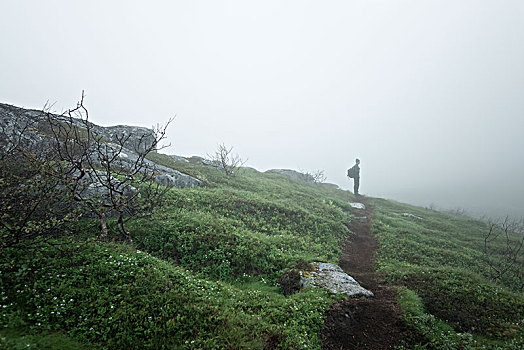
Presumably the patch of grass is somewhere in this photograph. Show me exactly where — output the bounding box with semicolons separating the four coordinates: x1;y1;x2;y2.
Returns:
0;239;336;349
370;197;524;348
2;157;361;349
396;286;476;350
391;267;524;337
0;328;91;350
128;178;350;282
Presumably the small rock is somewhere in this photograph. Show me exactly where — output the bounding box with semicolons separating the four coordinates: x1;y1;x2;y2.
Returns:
154;172;203;188
167;155;189;163
401;213;423;220
349;202;366;210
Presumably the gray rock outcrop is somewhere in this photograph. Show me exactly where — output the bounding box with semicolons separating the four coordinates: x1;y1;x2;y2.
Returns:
98;125;156;154
0;103;156;153
191;156;226;171
113;149;203;188
0;102;202;189
167;155;189;163
154;172;203;188
72;169;136;201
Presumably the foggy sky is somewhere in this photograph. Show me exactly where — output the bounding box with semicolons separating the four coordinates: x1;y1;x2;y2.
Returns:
1;1;523;218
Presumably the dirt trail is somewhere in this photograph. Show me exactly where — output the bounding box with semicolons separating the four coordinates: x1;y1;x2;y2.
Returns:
321;198;410;350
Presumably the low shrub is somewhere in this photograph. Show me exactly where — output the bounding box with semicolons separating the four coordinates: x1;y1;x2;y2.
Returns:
396;286;476;350
370;197;524;348
0;240;335;349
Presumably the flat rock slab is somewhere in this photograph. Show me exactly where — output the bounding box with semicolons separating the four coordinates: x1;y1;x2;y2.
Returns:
301;262;374;297
349;202;366;210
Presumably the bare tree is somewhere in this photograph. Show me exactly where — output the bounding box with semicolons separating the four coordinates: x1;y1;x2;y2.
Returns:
426;203;437;211
0;111;80;249
483;217;524;290
44;93;173;240
208;143;246;176
0;93;174;247
311;170;327;184
448;207;467;216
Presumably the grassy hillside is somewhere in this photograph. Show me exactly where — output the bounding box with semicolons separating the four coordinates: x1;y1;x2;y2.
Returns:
370;198;524;349
1;155;523;349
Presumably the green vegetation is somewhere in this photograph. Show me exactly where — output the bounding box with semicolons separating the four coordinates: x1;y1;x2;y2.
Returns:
133;154;353;283
370;198;524;349
1;241;335;349
1;153;522;348
1;156;354;349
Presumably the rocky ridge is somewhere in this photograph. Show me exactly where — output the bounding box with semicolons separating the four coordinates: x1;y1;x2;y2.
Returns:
0;102;202;188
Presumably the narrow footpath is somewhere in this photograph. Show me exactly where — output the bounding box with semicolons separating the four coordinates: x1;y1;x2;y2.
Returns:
321;199;410;349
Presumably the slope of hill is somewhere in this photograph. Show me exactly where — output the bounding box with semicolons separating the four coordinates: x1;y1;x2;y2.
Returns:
1;128;523;348
370;198;523;349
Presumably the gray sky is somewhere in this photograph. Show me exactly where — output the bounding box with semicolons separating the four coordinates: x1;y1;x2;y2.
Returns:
1;1;523;218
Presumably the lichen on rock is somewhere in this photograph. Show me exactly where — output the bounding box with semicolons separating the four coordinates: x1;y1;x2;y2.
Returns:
301;262;373;297
279;262;373;297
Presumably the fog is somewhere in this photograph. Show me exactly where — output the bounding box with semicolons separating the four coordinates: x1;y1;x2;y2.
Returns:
1;1;523;219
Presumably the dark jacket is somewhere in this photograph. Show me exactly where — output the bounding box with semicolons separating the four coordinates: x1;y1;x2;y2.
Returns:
350;164;360;178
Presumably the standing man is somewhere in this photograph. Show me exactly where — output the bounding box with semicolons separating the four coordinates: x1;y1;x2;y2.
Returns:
347;158;361;196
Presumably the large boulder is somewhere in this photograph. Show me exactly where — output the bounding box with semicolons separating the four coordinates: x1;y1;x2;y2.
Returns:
301;262;374;297
278;262;373;297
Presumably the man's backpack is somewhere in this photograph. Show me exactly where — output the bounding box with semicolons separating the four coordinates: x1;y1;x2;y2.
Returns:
347;167;355;178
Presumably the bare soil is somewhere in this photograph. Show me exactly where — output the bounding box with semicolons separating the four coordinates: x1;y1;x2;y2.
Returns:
321;198;412;350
